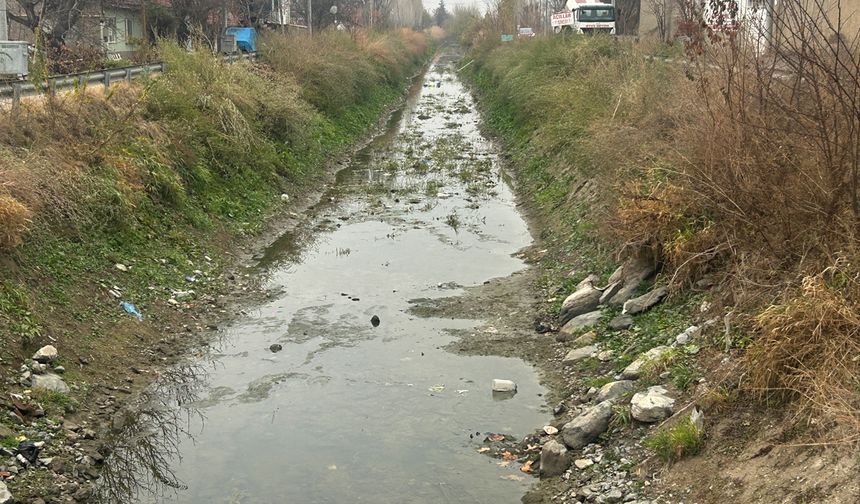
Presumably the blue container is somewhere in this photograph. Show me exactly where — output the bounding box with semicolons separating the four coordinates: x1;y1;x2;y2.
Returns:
225;27;257;53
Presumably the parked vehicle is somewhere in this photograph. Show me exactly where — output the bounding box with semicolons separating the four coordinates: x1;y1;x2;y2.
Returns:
551;0;616;35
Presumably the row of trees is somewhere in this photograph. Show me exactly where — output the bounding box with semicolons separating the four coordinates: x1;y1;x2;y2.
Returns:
7;0;441;56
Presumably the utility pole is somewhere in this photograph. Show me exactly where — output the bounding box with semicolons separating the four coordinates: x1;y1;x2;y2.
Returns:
308;0;313;35
140;0;147;48
0;0;8;41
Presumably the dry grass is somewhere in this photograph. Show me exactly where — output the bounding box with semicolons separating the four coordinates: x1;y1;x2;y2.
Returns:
469;0;860;437
259;29;426;115
0;194;32;249
747;259;860;439
0;31;426;249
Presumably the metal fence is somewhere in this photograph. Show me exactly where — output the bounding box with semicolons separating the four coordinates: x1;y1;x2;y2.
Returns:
0;52;256;108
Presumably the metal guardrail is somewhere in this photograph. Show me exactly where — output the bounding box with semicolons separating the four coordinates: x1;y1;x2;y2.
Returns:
0;51;257;108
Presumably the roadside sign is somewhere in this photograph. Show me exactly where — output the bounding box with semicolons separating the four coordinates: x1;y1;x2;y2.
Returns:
501;34;514;42
551;10;574;27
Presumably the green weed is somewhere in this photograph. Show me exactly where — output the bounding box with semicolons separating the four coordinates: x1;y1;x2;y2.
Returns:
31;389;78;416
643;417;705;463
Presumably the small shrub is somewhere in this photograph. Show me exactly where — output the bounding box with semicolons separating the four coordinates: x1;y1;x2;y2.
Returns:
643;417;704;463
609;404;633;429
669;362;697;391
31;389;78;415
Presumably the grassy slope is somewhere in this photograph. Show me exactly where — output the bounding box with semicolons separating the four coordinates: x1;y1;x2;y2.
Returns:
0;31;429;426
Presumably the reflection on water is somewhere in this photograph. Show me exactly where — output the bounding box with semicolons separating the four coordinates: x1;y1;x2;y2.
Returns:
99;51;548;504
94;365;206;503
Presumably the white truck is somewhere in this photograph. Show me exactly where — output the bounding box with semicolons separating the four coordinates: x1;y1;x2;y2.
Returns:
551;0;616;35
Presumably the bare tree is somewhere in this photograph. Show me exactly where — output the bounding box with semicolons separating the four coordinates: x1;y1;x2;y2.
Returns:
8;0;89;48
646;0;669;42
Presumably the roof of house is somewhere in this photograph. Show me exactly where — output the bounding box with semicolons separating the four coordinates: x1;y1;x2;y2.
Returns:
104;0;172;10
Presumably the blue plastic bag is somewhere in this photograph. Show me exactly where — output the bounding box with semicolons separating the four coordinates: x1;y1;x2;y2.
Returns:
121;302;143;321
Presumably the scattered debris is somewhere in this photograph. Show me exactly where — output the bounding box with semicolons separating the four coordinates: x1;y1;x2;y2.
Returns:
121;302;143;321
491;379;517;392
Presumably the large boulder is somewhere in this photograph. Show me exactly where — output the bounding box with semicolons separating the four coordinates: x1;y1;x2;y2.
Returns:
561;401;613;449
622;287;668;315
559;282;602;326
32;345;59;363
606;251;658;306
608;314;634;331
559;310;603;334
540;439;571;478
595;380;635;403
631;386;675;423
31;373;70;394
598;281;623;305
620;346;670;380
563;345;598;365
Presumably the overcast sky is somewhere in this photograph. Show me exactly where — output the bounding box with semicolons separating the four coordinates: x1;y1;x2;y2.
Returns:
421;0;489;15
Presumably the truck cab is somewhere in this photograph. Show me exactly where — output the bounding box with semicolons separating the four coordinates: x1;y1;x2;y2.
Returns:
552;0;616;35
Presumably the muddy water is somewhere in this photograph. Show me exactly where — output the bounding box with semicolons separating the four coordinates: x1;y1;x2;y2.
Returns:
128;52;547;504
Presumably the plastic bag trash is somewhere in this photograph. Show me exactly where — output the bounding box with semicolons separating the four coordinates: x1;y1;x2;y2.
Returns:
690;406;704;430
16;440;39;464
428;384;445;393
121;302;143;321
492;379;517;392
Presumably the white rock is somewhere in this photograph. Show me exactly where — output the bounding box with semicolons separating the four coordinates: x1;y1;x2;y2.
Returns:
595;380;635;403
574;458;594;469
114;263;128;272
622;287;668;315
31;373;70;394
620;346;670;380
675;325;700;345
280;193;290;202
560;310;603;333
543;425;559;435
559;284;602;325
563;345;598;364
631;386;675;423
0;481;12;504
32;345;59;363
492;379;517;392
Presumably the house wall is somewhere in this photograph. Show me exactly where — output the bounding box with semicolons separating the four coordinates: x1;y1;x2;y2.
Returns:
103;7;143;57
75;7;142;58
